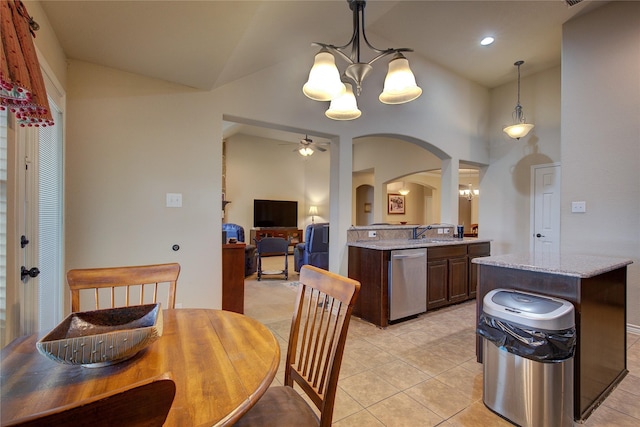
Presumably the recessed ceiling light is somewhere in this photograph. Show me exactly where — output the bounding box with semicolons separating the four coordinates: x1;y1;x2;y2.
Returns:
480;36;495;46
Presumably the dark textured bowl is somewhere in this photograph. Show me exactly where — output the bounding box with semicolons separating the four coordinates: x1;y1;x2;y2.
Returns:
36;303;162;367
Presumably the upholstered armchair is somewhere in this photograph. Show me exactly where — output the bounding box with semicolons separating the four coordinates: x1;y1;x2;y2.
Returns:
222;223;257;276
294;223;329;272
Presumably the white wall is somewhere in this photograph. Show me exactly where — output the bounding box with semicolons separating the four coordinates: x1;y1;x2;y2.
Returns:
561;1;640;326
482;66;562;255
65;61;221;310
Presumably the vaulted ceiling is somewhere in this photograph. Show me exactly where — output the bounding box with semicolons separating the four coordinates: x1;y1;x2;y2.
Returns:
40;0;605;91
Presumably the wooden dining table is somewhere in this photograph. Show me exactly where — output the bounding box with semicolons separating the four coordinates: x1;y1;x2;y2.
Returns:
0;309;281;426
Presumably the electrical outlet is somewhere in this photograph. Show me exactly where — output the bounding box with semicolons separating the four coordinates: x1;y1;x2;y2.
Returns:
368;230;377;238
571;201;586;213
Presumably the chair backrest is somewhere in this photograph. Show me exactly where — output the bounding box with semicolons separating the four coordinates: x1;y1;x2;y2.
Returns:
284;265;361;427
5;373;176;427
305;223;329;253
254;236;289;254
222;223;246;242
67;263;180;312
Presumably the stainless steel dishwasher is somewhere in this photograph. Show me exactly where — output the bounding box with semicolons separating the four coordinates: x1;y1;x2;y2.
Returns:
389;248;427;321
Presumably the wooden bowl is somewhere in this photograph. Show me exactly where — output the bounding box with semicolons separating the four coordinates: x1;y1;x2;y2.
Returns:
36;303;162;367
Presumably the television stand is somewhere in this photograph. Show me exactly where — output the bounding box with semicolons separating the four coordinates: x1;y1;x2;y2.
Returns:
250;228;303;251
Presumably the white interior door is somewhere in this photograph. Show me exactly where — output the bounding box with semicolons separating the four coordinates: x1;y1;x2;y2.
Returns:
531;164;561;256
1;58;64;345
18;123;40;336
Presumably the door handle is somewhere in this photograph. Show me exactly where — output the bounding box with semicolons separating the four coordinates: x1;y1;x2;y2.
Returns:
536;233;545;238
21;266;40;280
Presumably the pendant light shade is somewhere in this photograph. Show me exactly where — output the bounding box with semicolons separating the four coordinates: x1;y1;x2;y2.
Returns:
325;83;361;120
503;121;535;140
303;49;346;101
503;60;534;140
379;53;422;105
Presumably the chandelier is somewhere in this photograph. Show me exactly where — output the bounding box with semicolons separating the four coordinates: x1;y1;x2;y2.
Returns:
459;184;479;201
503;60;534;140
303;0;422;121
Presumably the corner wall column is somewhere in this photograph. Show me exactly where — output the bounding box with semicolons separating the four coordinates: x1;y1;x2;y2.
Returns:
330;133;355;277
441;158;459;225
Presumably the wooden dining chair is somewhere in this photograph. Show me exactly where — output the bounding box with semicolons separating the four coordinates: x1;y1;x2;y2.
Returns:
67;263;180;312
234;265;361;427
4;373;176;427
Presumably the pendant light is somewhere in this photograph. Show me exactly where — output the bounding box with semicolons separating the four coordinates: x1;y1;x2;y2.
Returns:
303;0;421;120
503;60;534;140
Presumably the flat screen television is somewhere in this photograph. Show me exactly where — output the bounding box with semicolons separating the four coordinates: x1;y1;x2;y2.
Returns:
253;199;298;228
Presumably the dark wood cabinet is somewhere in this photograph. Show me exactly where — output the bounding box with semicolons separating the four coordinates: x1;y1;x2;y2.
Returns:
222;243;245;314
449;256;469;303
349;241;490;327
250;228;303;248
348;246;390;327
426;259;448;309
426;245;468;310
468;242;491;299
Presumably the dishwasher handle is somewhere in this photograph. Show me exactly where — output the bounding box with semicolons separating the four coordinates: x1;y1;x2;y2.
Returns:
392;253;426;260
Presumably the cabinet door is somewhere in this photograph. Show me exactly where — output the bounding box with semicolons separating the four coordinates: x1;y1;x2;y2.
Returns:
427;259;448;310
468;243;490;299
448;256;469;303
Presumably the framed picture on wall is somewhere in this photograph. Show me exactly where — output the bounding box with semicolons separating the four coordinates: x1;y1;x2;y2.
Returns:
388;194;405;214
364;202;372;213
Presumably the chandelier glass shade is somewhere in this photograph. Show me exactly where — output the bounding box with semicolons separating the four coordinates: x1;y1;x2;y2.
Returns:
503;60;534;140
326;82;362;120
302;49;346;101
303;0;421;120
379;53;422;104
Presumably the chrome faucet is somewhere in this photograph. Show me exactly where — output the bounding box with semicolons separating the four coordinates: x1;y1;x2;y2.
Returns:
412;225;432;239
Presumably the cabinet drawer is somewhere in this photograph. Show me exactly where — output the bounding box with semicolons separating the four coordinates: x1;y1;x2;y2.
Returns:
468;242;490;256
428;245;466;259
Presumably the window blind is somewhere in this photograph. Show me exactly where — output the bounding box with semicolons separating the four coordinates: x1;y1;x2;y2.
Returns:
37;104;63;331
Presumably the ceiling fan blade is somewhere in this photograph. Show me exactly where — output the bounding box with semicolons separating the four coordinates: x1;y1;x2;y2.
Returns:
316;146;327;152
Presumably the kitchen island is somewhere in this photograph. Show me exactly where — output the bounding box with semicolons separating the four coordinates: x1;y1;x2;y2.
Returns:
347;233;491;328
473;253;633;422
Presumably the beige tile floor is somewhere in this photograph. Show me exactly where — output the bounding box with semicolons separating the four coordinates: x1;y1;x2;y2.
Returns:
244;257;640;426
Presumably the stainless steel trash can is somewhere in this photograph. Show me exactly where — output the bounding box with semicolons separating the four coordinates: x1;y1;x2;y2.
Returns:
478;289;576;427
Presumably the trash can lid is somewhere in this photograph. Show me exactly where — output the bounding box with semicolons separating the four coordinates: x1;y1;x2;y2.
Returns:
483;289;574;330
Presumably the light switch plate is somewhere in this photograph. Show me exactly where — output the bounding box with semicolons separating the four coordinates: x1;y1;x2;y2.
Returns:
571;201;586;213
166;193;182;208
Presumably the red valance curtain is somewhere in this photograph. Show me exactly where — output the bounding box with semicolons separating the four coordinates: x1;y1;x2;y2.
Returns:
1;0;53;127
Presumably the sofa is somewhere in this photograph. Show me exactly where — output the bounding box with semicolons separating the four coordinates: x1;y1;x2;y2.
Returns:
294;223;329;272
222;223;257;276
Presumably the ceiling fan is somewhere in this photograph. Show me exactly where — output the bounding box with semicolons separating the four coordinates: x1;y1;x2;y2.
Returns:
287;135;328;156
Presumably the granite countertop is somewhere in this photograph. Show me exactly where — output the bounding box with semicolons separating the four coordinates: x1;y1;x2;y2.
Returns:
473;253;633;278
347;237;491;250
